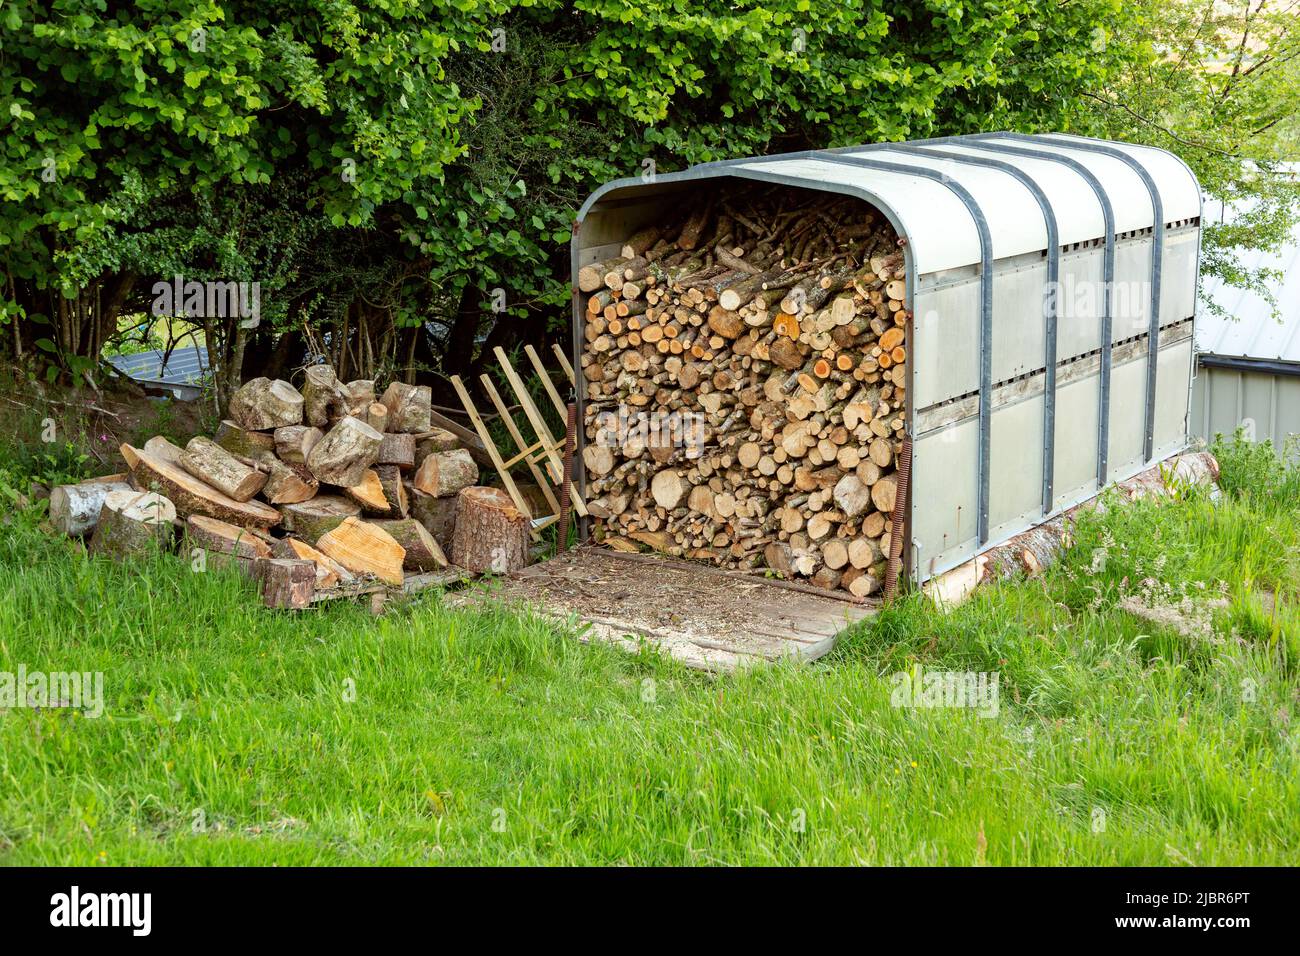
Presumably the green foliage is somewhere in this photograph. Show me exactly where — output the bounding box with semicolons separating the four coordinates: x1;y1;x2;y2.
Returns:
1082;0;1300;313
1;0;1143;377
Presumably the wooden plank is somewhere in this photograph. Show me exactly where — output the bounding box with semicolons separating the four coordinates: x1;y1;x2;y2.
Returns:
311;567;466;604
494;346;588;517
449;375;536;525
480;373;561;516
552;343;575;385
524;343;570;421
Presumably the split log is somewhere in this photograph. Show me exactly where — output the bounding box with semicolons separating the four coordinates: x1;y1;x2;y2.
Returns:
413;428;460;465
185;514;271;559
274;425;324;464
122;442;282;528
49;475;133;536
257;558;316;610
413;448;478;498
344;380;376;407
408;487;458;549
380;382;432;433
374;465;408;517
363;401;389;433
260;457;319;505
215;420;276;459
345;468;393;515
378;432;417;470
89;489;176;558
316;516;406;585
370;518;448;572
180;436;269;502
278;495;361;542
306;416;383;487
451;486;529;574
285;538;354;589
228;378;304;430
302;365;344;427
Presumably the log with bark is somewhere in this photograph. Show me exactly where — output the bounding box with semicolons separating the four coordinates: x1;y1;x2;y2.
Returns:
49;475;134;536
179;436;269;502
380;382;432;433
413;448;478;498
370;518;448;571
122;442;282;528
228;377;304;430
277;495;361;542
305;415;383;487
258;558;316;609
408;487;458;549
89;489;177;558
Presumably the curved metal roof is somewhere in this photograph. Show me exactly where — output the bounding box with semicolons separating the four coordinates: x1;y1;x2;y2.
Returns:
576;132;1201;276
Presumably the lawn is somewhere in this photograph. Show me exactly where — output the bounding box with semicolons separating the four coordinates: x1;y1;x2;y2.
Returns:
0;434;1297;865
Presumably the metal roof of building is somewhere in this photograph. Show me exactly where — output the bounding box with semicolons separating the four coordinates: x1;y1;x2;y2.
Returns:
1197;173;1300;366
577;132;1202;276
107;346;209;387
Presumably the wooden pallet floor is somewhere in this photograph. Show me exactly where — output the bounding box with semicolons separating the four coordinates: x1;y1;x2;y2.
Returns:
452;547;876;671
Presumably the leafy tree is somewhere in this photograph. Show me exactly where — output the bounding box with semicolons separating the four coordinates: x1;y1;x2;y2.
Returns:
1081;0;1300;314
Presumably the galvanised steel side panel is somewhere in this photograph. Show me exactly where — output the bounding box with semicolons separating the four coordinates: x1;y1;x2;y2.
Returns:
1052;370;1103;513
912;256;1053;409
1161;227;1200;327
1111;236;1155;342
1056;245;1107;362
912;332;1193;581
1156;339;1197;456
1107;351;1150;479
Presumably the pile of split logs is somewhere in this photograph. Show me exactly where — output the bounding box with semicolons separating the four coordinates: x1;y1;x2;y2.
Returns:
579;187;908;598
48;368;531;607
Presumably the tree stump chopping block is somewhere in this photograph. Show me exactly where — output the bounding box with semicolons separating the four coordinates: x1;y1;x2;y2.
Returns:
451;486;530;574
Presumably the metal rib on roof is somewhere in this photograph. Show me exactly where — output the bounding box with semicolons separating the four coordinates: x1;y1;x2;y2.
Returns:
576;132;1201;276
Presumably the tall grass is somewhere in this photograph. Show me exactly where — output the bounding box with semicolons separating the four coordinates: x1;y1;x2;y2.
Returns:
0;439;1296;865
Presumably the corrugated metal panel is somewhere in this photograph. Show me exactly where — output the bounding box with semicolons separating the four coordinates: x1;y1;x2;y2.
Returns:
1197;178;1300;365
107;346;209;386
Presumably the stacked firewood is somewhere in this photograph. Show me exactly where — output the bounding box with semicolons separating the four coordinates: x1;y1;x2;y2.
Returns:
579;187;908;598
47;368;530;604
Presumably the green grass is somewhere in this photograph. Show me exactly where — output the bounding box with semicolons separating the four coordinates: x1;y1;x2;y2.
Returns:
0;433;1297;865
